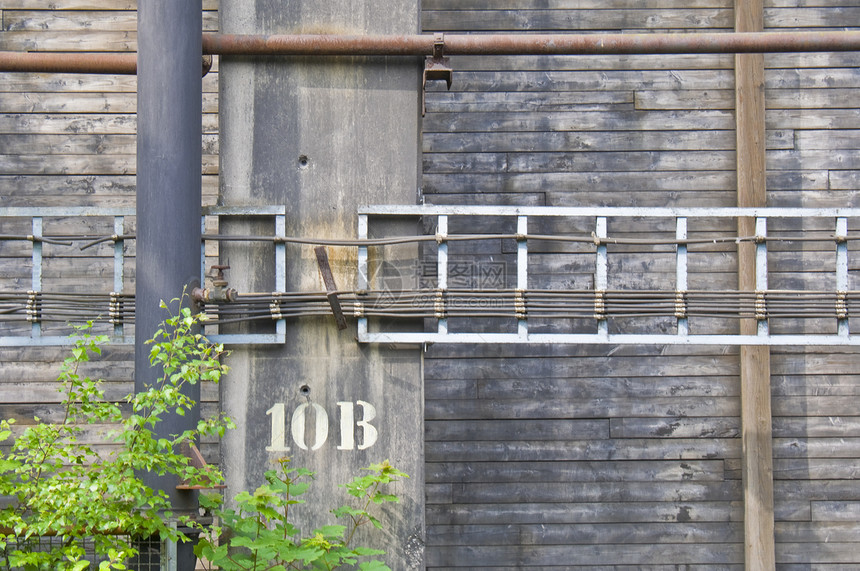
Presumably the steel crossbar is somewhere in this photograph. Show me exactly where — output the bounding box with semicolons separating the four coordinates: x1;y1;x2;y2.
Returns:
0;206;286;346
356;205;860;346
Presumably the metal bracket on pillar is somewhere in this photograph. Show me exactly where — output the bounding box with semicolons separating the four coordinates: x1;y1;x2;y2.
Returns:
314;246;348;330
422;33;452;116
175;442;226;490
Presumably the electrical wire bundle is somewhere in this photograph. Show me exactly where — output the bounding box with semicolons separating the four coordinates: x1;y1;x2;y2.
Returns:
2;289;856;327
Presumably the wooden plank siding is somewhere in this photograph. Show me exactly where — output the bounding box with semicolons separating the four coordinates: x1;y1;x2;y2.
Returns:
1;1;860;570
0;1;221;476
421;0;860;569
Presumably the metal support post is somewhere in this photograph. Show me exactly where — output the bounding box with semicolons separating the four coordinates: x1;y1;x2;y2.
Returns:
113;216;125;339
30;217;42;338
755;217;768;337
836;217;849;337
136;0;202;566
437;215;449;335
516;215;528;338
595;216;608;339
676;217;688;337
357;214;369;340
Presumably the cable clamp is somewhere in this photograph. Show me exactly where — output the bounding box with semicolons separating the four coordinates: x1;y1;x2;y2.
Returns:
755;291;767;321
836;290;848;320
591;231;601;246
754;234;766;244
109;292;123;324
354;301;365;318
515;289;527;319
26;291;39;323
435;232;447;245
434;289;447;319
269;294;283;321
674;290;687;319
593;290;606;321
835;234;848;244
515;233;527;242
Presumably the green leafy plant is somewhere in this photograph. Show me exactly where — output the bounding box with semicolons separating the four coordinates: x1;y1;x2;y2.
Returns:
195;459;408;571
0;299;233;570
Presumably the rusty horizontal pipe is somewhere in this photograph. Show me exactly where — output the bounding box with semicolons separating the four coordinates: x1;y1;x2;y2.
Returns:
0;51;138;74
0;51;213;76
3;31;860;75
203;30;860;57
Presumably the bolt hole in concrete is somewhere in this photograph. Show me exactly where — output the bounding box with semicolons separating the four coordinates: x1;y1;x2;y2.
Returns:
299;384;311;396
298;155;310;169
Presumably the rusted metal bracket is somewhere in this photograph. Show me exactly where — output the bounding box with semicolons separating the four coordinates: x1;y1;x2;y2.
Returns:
314;246;348;330
175;442;226;490
422;33;453;116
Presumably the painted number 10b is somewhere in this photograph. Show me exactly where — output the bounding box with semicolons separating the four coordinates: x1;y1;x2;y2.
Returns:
265;401;378;452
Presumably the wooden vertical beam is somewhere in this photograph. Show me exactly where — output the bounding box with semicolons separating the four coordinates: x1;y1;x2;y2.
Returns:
735;1;775;569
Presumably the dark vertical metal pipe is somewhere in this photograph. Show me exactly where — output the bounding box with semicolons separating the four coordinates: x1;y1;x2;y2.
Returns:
136;0;202;566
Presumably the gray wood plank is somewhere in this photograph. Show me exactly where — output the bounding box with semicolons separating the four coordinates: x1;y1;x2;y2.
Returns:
0;113;219;134
422;0;732;10
424;109;736;132
2;10;218;31
425;501;744;525
422;9;732;32
0;31;139;52
0;93;218;114
773;417;860;437
610;417;740;439
424;130;793;153
764;7;860;28
424;171;737;193
0;153;219;175
0;72;217;93
443;53;735;72
426;419;610;441
2;0;218;9
0;133;219;155
427;521;742;546
426;354;741;380
727;458;860;480
427;459;727;483
426;70;736;93
424;543;743;567
424;438;742;462
478;376;739;400
776;542;860;565
810;501;860;522
450;480;740;503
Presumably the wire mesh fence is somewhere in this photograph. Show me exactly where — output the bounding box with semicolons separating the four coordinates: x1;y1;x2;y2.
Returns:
0;535;163;571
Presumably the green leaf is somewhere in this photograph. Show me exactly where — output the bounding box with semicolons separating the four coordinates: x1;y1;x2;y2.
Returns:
358;560;391;571
353;546;386;558
314;524;347;539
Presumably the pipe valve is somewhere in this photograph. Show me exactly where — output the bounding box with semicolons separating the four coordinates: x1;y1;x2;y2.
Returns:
192;264;238;303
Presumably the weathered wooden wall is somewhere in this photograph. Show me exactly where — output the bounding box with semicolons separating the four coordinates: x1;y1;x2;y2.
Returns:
421;0;860;568
2;0;860;569
0;1;220;463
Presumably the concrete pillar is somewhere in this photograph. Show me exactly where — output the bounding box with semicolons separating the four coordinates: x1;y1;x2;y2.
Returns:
218;2;424;569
